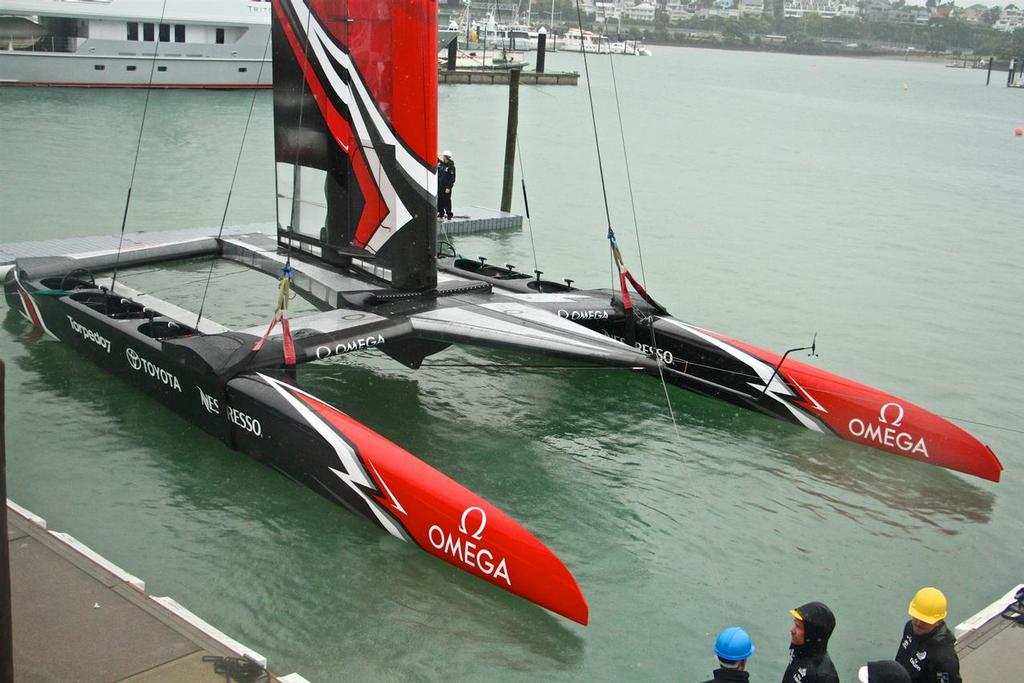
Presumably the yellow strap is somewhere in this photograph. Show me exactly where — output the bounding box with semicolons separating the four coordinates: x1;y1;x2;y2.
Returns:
275;276;290;314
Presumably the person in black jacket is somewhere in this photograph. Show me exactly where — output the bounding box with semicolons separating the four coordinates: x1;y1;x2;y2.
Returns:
700;626;755;683
436;150;456;220
894;587;961;683
782;601;839;683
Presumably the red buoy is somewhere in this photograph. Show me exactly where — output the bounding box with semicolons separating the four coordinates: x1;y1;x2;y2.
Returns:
1016;127;1023;136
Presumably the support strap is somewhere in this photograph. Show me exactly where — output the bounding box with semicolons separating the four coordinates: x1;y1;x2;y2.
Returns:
252;270;296;367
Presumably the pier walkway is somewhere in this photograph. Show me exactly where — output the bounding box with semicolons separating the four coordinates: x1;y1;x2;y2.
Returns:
8;500;308;682
954;583;1024;679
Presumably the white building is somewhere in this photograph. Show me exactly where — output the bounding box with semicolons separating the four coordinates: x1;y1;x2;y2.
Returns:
624;2;656;22
994;4;1024;31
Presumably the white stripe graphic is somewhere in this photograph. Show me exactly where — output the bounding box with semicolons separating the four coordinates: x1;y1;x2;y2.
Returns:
14;270;60;341
285;0;432;253
257;373;411;542
659;318;824;432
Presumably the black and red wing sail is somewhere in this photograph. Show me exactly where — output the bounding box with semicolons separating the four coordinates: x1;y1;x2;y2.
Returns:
272;0;437;290
256;372;589;625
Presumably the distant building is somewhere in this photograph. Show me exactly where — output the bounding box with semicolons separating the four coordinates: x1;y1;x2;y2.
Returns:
959;4;989;24
891;6;929;24
665;2;694;22
739;0;765;16
994;4;1024;31
859;0;893;22
624;2;657;22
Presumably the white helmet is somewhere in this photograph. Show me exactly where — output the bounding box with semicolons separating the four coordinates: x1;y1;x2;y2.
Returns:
442;150;452;158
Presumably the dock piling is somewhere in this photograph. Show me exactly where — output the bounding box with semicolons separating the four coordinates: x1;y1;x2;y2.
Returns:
537;30;547;74
0;362;10;683
446;37;457;72
500;69;521;213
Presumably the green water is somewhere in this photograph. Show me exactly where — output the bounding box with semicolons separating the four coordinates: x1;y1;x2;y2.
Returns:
1;47;1022;681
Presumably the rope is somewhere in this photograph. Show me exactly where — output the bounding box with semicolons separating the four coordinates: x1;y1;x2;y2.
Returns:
573;1;614;234
109;0;170;295
607;52;649;289
515;136;540;274
194;27;273;331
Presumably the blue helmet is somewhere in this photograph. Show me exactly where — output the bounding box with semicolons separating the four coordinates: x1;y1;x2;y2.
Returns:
714;626;755;662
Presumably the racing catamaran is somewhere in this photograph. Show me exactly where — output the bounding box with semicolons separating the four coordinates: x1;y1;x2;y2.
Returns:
4;0;1002;626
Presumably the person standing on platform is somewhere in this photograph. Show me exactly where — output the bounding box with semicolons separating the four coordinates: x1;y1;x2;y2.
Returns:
782;601;839;683
700;626;756;682
436;150;456;220
894;587;961;683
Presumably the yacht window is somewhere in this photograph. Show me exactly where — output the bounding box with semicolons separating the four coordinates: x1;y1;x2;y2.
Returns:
216;28;225;44
143;23;154;41
159;24;170;42
94;65;105;71
127;23;139;41
238;67;248;73
174;25;185;43
157;66;167;72
126;65;137;71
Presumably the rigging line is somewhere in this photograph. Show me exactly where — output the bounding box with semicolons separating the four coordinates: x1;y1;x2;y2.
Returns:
109;0;171;296
937;417;1024;436
194;28;274;331
284;3;318;269
514;136;540;273
574;0;614;234
607;52;648;288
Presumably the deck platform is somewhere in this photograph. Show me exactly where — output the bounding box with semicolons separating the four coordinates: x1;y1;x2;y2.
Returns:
954;583;1024;679
7;500;308;683
0;209;521;274
439;69;579;85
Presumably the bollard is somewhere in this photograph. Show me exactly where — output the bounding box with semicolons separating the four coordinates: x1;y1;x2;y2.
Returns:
536;30;547;73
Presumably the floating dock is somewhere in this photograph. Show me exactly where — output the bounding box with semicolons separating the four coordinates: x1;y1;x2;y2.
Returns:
0;208;521;275
7;500;308;682
954;584;1024;679
439;69;578;85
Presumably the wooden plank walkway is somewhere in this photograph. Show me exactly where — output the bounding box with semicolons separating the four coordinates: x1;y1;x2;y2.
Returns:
954;584;1024;680
7;500;309;683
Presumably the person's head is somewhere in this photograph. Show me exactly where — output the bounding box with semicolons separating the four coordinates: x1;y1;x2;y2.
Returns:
858;660;912;683
789;602;836;651
442;150;452;162
713;626;754;671
908;587;947;636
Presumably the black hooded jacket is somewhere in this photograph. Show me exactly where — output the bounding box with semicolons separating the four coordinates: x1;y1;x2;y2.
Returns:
782;602;839;683
894;620;961;683
699;667;750;683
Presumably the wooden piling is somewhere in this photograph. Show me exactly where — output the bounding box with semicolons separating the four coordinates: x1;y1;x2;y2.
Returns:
500;69;521;213
0;362;11;683
537;31;547;74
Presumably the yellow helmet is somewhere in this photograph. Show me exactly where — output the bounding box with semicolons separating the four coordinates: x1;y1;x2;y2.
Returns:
909;587;947;624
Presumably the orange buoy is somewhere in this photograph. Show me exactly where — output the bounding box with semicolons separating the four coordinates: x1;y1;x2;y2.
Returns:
1016;127;1024;137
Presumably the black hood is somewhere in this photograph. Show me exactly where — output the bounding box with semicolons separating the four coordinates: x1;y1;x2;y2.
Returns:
866;659;911;683
792;601;836;653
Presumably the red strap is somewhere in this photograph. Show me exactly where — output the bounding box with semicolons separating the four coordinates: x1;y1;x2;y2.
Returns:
618;271;633;310
281;317;296;366
252;317;278;352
